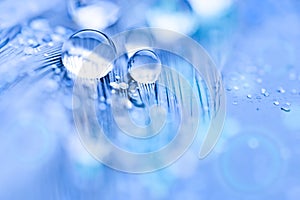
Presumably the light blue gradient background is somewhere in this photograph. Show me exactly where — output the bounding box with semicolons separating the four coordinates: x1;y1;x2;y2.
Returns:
0;0;299;199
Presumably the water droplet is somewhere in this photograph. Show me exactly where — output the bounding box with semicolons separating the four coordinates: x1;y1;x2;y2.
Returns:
261;88;270;97
277;87;285;94
61;29;116;79
247;94;252;99
264;92;270;97
68;0;120;30
128;49;161;84
233;86;239;90
232;101;238;105
273;101;280;106
281;103;291;112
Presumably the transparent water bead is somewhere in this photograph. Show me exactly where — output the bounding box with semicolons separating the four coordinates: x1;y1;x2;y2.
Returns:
68;0;120;30
128;49;162;84
61;29;117;79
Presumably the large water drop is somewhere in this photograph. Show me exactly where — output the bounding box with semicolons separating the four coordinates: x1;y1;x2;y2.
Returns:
61;29;116;79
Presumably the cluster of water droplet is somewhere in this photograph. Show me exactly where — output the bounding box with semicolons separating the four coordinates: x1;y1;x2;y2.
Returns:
225;65;299;113
61;29;163;111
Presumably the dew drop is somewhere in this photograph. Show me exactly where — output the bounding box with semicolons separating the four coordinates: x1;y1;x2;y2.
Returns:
277;87;286;94
233;86;239;90
273;101;280;106
128;49;162;84
61;29;116;79
281;103;291;112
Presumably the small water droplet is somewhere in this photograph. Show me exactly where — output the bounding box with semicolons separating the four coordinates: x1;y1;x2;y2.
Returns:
232;101;238;105
273;101;280;106
247;94;252;99
128;49;161;84
281;103;291;112
277;87;286;94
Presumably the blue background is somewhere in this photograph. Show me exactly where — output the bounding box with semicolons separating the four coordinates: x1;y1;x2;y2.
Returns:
0;0;299;199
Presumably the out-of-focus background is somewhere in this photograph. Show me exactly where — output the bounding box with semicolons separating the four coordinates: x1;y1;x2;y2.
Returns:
0;0;300;199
